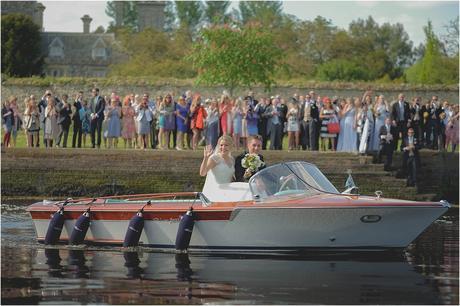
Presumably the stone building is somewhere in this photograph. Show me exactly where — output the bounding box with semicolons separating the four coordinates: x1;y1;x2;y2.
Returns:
40;14;121;77
1;1;166;77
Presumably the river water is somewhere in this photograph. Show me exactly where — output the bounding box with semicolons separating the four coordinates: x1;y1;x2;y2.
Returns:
1;202;458;305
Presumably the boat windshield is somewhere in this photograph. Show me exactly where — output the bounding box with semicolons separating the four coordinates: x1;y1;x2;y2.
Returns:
248;162;339;200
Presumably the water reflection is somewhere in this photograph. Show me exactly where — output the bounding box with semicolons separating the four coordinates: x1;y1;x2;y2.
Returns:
2;246;450;305
68;250;90;279
124;251;144;279
175;253;193;281
45;248;63;278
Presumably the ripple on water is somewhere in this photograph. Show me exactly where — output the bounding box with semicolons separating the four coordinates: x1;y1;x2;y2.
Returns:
1;203;38;247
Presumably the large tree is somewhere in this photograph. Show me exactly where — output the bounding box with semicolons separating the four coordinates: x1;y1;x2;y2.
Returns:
347;16;413;79
109;28;195;78
166;0;204;38
1;13;43;77
405;21;458;84
238;1;283;27
204;0;231;25
105;1;138;32
188;24;284;95
298;16;338;65
441;17;459;56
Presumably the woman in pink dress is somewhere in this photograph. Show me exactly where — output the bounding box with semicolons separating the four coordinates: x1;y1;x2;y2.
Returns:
121;95;136;149
445;104;459;152
219;95;232;136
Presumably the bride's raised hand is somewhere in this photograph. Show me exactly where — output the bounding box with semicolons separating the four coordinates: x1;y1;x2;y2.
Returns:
204;145;213;159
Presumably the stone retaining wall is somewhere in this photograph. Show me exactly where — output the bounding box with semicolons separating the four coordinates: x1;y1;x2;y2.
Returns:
1;149;458;204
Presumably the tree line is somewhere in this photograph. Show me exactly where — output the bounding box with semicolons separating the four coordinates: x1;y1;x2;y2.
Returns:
107;0;458;91
2;0;458;91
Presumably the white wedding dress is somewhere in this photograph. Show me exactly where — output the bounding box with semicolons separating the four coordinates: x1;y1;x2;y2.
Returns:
202;154;252;202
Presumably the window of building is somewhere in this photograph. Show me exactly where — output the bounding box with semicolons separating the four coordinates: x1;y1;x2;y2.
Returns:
92;38;107;60
49;37;64;59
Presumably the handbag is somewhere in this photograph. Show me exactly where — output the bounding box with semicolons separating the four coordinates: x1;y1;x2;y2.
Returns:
327;122;340;134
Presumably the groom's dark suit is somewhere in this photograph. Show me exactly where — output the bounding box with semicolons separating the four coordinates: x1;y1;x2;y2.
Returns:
90;95;105;148
234;151;266;182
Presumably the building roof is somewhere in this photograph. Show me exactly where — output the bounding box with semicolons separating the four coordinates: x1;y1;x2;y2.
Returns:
40;32;118;65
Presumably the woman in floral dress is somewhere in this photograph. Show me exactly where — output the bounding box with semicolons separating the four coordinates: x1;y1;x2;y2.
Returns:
121;95;136;148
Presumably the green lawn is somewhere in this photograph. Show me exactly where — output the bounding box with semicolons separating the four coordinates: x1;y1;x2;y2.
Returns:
6;129;459;152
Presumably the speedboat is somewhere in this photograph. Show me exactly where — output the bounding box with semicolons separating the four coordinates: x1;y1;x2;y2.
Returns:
26;161;450;252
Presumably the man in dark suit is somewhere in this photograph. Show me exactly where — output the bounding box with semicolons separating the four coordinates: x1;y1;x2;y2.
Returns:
72;91;83;148
90;88;105;148
391;93;410;151
37;91;49;147
409;97;423;143
56;94;72;148
309;91;320;150
264;97;283;150
401;128;421;187
255;98;268;150
423;96;442;150
234;135;266;182
378;117;397;171
278;96;288;150
438;101;449;151
299;93;320;150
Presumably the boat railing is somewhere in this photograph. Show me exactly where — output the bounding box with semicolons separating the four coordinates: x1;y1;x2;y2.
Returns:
49;192;202;207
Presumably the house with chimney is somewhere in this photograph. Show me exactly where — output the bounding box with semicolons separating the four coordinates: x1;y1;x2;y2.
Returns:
40;14;120;78
1;1;165;77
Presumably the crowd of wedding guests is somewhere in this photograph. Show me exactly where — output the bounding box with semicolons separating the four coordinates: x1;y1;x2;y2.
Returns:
2;88;459;156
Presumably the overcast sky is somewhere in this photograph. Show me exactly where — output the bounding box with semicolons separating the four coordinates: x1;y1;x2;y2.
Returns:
41;0;459;46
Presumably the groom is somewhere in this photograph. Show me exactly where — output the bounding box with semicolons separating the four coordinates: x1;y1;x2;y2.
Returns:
235;135;266;182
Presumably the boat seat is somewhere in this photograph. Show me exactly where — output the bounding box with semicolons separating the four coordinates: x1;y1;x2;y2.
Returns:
202;182;253;203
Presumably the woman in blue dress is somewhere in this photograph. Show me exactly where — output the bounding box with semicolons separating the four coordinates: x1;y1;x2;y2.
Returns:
175;96;190;150
245;99;259;137
2;101;14;147
370;95;389;151
232;98;243;151
106;98;121;149
137;96;153;149
79;100;91;148
205;99;220;150
158;94;175;149
337;98;358;153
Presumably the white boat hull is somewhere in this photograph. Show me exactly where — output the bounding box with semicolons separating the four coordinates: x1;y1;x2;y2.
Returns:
31;206;447;250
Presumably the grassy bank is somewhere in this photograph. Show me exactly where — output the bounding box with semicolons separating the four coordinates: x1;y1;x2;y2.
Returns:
6;130;460;153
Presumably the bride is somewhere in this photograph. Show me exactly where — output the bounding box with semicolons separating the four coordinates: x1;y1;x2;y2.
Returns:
200;135;235;198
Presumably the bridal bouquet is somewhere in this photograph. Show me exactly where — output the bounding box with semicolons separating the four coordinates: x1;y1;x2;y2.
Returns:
241;153;265;179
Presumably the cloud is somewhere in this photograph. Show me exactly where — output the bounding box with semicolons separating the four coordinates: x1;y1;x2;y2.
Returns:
354;1;380;8
401;1;442;9
376;13;414;25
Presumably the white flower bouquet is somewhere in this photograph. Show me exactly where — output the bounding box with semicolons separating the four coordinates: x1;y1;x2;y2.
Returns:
241;153;265;179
